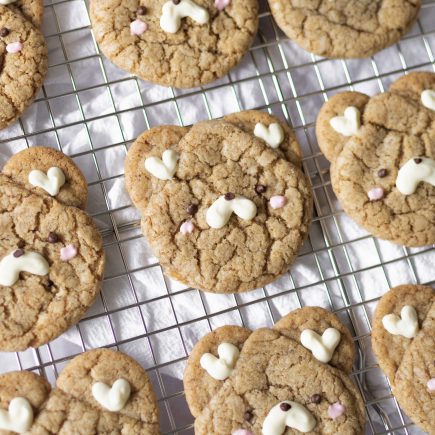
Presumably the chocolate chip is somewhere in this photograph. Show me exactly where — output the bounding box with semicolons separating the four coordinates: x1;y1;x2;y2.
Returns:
186;204;198;215
255;184;266;194
0;28;9;37
243;411;253;421
414;158;423;164
46;280;54;288
48;232;59;243
17;240;25;249
13;249;24;258
137;6;146;15
377;168;387;178
280;403;291;411
172;0;181;4
224;192;235;201
311;394;322;404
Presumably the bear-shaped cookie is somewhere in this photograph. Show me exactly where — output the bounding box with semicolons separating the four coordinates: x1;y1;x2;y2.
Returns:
0;348;159;434
316;71;435;247
0;146;105;352
184;307;365;434
372;284;434;433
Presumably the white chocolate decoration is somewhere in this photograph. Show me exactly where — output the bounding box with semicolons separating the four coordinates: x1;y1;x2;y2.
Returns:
382;305;419;339
144;150;179;180
254;123;284;149
262;401;316;434
28;167;66;196
421;89;435;111
92;379;131;412
396;157;435;195
160;0;209;34
0;397;34;434
200;342;240;380
329;106;361;136
0;251;49;287
206;195;257;229
300;328;341;363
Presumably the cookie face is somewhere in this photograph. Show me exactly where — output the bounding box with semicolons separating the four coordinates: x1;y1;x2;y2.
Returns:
316;72;435;247
90;0;258;88
268;0;421;59
6;0;44;28
0;148;105;352
126;116;312;293
0;349;160;434
0;5;47;130
372;284;435;433
184;307;365;434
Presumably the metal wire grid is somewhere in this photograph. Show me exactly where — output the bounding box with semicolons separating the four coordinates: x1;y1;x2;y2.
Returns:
0;0;434;433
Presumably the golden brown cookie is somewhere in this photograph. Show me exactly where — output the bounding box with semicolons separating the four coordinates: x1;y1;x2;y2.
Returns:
372;284;435;434
316;72;435;247
125;117;313;293
0;349;160;434
0;147;105;352
7;0;44;28
268;0;421;58
90;0;259;88
184;307;365;434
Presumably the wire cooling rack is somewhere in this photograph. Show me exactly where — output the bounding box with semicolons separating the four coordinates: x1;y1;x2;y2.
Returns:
0;0;434;434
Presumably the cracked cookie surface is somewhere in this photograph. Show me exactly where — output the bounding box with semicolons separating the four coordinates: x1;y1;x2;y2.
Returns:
184;308;365;434
0;148;104;352
90;0;258;88
137;120;312;293
372;285;435;433
317;72;435;247
8;0;44;28
0;349;160;434
268;0;421;58
0;5;47;130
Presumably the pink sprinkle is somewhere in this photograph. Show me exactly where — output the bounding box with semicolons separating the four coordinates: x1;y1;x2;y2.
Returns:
232;430;253;435
6;42;23;53
367;187;384;201
60;245;77;261
130;19;147;35
427;378;435;391
328;402;345;419
180;220;195;234
215;0;230;11
270;195;287;209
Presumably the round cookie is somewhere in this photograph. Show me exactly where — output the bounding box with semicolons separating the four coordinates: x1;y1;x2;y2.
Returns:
318;72;435;247
141;121;313;293
90;0;259;88
372;285;434;433
0;5;47;130
0;148;105;352
7;0;44;28
3;146;88;209
187;308;365;434
268;0;421;59
184;325;252;417
223;110;302;168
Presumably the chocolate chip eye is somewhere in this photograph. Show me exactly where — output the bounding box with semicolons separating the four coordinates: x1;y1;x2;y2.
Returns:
244;411;253;421
172;0;181;4
377;168;387;178
255;184;266;194
310;394;322;404
17;240;25;249
186;204;198;215
224;192;235;201
0;28;9;37
137;6;146;15
48;232;59;243
13;249;24;258
280;403;291;411
414;157;423;164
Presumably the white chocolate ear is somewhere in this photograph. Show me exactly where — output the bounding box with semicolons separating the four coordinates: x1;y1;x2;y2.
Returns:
262;401;316;434
0;397;34;434
200;342;240;380
206;195;257;229
421;89;435;111
160;0;209;33
396;157;435;195
300;328;341;363
254;123;284;149
0;250;49;287
382;305;419;339
28;167;66;196
329;106;361;136
92;379;131;412
144;149;179;180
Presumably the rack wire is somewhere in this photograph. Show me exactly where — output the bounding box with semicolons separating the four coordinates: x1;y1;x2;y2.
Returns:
0;0;434;433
